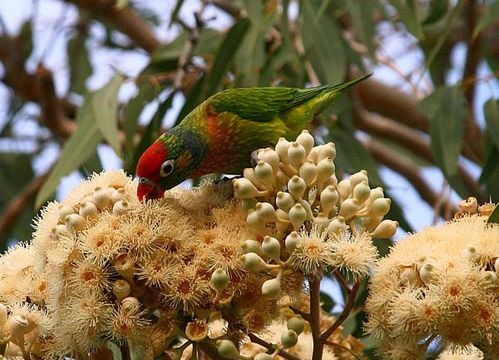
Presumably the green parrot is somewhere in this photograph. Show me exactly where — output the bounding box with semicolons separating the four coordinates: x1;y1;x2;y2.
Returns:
136;74;370;200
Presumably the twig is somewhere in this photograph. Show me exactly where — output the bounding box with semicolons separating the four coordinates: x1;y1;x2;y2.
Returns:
323;340;362;360
247;333;300;360
173;9;205;90
65;0;160;53
361;138;458;220
0;172;49;241
289;306;310;322
207;0;243;18
333;270;351;296
120;342;131;360
320;281;360;342
309;271;324;360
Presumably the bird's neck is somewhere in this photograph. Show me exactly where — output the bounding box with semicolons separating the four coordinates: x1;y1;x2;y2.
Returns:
171;126;208;173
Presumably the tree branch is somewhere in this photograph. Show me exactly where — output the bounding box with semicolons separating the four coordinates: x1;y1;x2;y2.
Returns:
0;172;49;241
247;333;300;360
64;0;160;53
309;272;324;360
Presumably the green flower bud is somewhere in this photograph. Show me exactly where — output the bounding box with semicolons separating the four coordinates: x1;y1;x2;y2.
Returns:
121;297;140;313
211;268;230;291
53;224;71;238
112;200;130;216
338;199;360;220
320;185;338;214
113;279;131;301
371;220;398;238
288;142;306;167
296;130;314;155
233;178;260;199
275;137;290;162
280;329;298;348
262;236;281;261
92;186;112;210
216;340;239;359
276;191;295;211
59;205;75;222
111;187;125;203
262;277;281;298
352;180;370;205
327;217;347;235
288;203;307;230
285;231;301;252
65;213;86;232
363;216;383;232
241;198;257;210
8;314;30;339
419;263;434;285
307;146;320;163
337;179;351;202
242;253;268;272
316;158;335;184
246;209;261;227
349;170;368;190
79;201;98;218
462;246;477;261
365;187;384;207
481;271;498;288
241;240;261;254
314;213;330;230
287;316;305;335
256;202;277;222
255;160;274;184
288;176;306;200
368;198;391;217
254;353;273;360
318;142;336;162
276;209;289;221
299;160;317;186
330;174;338;186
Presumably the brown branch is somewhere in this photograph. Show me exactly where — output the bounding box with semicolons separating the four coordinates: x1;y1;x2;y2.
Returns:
355;77;484;165
289;306;310;322
0;172;49;241
207;0;243;18
362;138;458;219
309;272;324;360
320;281;360;342
64;0;160;53
247;333;300;360
333;270;351;296
353;108;486;202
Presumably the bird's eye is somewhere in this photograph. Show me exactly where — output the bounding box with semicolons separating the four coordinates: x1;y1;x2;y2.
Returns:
160;159;175;177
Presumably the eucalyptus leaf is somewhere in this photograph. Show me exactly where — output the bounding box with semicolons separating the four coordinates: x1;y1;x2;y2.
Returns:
472;1;499;39
67;33;92;95
345;0;376;58
487;203;499;225
484;99;499;149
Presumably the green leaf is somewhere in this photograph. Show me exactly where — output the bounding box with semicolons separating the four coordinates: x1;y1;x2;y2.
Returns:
345;0;376;58
419;85;466;178
320;291;335;313
473;1;499;39
19;20;33;60
480;141;499;200
301;0;346;85
175;74;206;126
388;0;423;38
487;204;499;225
170;0;186;26
205;17;251;97
67;33;92;95
35;76;124;208
422;0;449;25
92;75;124;157
484;99;499;149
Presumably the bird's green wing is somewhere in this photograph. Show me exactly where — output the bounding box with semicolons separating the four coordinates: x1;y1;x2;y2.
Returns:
208;86;332;122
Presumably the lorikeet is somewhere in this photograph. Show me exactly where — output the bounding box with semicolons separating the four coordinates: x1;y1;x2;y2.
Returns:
136;74;370;200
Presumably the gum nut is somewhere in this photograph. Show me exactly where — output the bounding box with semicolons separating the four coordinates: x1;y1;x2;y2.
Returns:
288;176;306;200
79;201;98;218
320;185;339;214
216;340;239;359
288;203;307;230
281;329;298;348
296;130;314;155
462;246;477;261
275;137;290;162
316;158;335;183
299;160;317;185
111;188;126;203
314;213;330;229
368;198;391;217
211;269;230;291
255;160;274;183
64;213;86;232
365;187;384;207
353;180;370;205
241;253;267;272
260;148;280;169
241;239;261;254
276;191;295;211
318;142;336;162
276;209;289;221
112;200;130;216
285;231;301;252
371;220;398;239
337;179;351;201
349;170;368;190
92;186;112;210
419;263;434;284
482;271;498;287
233;178;260;199
262;277;281;298
58;205;75;222
288;142;306;166
307;146;320;163
287;317;305;334
246;209;261;227
256;202;277;222
327;217;347;235
338;198;360;220
121;297;140;312
8;314;31;338
262;236;281;260
113;279;131;300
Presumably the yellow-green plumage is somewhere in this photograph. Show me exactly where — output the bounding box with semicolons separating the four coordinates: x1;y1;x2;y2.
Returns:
137;75;370;194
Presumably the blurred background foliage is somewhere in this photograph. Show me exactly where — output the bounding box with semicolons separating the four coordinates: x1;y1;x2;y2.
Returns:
0;0;498;356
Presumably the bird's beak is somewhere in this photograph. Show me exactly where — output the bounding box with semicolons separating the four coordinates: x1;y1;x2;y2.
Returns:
137;179;165;201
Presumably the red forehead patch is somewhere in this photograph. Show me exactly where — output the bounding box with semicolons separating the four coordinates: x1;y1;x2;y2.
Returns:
136;141;168;181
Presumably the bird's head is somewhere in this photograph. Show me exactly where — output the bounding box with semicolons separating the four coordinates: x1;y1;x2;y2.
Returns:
136;132;194;200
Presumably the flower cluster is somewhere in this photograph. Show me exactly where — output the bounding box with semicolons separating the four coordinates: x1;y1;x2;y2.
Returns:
233;130;397;291
365;211;499;359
